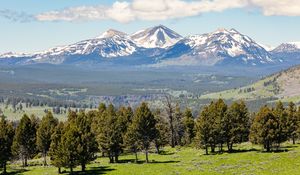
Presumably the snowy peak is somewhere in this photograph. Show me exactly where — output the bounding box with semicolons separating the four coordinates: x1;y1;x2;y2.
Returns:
272;42;300;53
161;28;273;66
98;29;128;38
131;25;182;48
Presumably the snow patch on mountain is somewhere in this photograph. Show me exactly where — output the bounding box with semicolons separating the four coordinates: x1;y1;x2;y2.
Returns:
131;25;182;48
159;28;273;66
272;42;300;53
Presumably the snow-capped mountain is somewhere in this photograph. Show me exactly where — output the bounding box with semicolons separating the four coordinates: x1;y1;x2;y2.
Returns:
31;29;141;64
0;26;298;67
156;28;274;66
1;29;142;64
270;42;300;64
131;25;182;48
272;42;300;53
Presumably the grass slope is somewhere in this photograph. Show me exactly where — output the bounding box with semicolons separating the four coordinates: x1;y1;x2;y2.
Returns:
0;103;68;121
200;65;300;104
4;142;300;175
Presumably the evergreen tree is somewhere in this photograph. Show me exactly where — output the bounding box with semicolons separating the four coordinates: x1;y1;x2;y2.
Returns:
182;108;195;145
130;102;158;163
286;102;298;144
173;104;184;146
49;122;65;174
12;114;37;167
224;101;249;152
74;112;98;171
124;124;140;163
117;106;133;135
36;112;58;166
60;123;81;174
153;109;169;154
0;117;15;174
216;99;228;152
195;105;211;155
164;96;176;147
96;104;123;163
273;101;288;148
250;106;279;152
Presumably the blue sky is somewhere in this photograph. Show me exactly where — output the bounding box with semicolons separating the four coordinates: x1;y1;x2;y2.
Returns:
1;0;300;53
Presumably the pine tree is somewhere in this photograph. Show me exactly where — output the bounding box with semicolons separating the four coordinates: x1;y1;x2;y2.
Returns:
36;112;58;166
60;122;81;174
124;124;140;163
74;112;98;171
0;116;15;174
286;102;298;144
195;105;211;155
130;102;158;163
182;108;195;145
117;106;133;135
49;122;65;174
12;114;37;167
224;101;249;152
174;104;184;146
164;96;176;147
273;101;288;148
250;106;279;152
96;104;123;163
216;99;228;152
153;109;169;154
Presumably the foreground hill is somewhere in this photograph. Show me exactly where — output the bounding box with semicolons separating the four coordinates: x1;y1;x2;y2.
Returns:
6;143;300;175
201;64;300;103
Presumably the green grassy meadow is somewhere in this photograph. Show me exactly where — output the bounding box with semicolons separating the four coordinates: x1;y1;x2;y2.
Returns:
4;142;300;175
0;103;68;121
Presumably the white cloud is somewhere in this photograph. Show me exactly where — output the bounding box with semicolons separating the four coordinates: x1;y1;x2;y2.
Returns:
34;0;300;23
249;0;300;16
105;1;135;23
36;6;107;22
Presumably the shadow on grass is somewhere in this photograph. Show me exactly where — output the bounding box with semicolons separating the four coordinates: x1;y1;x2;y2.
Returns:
114;159;180;164
68;166;115;175
159;151;175;155
203;148;261;155
226;148;260;153
281;145;298;149
2;169;29;175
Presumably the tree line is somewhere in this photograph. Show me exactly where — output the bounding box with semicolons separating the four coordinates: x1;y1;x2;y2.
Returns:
1;99;300;174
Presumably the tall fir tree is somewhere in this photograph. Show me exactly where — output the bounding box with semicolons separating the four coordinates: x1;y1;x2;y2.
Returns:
182;108;195;145
195;105;212;155
49;122;65;174
224;101;249;152
250;106;279;152
0;116;15;174
12;114;37;167
130;102;158;163
286;102;298;144
74;112;98;171
60;122;81;174
153;109;170;154
96;104;123;163
273;101;288;147
36;112;58;166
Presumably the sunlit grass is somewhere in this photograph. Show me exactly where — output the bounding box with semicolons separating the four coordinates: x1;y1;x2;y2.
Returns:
4;142;300;175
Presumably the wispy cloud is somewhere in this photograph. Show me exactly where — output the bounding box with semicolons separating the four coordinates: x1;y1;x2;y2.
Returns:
0;9;35;22
36;6;107;22
249;0;300;16
1;0;300;23
35;0;249;23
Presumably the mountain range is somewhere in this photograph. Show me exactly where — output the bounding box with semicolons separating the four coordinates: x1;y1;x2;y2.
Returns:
1;25;300;67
